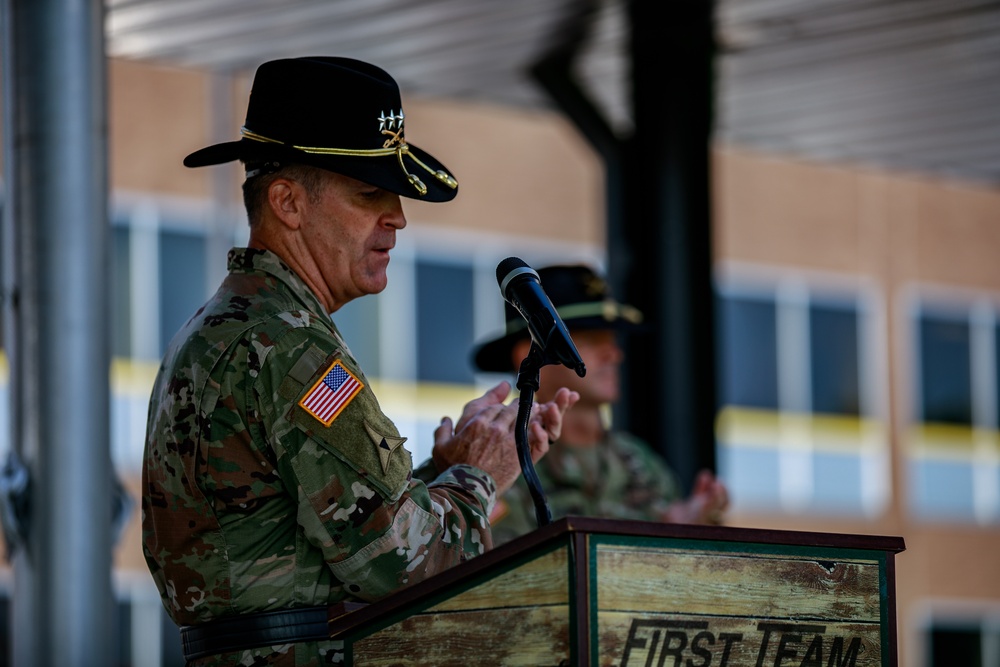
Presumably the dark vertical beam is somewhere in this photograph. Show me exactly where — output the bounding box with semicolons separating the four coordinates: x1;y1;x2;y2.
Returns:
1;0;114;664
529;3;628;329
529;0;618;165
615;0;718;490
530;0;717;492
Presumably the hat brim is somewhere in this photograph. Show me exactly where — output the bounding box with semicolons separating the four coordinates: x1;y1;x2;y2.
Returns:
471;315;647;374
183;138;458;203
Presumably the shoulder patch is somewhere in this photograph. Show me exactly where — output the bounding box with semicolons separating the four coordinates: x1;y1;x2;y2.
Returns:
298;359;363;426
363;421;408;474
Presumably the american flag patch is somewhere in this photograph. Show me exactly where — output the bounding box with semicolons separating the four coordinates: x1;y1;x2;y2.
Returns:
298;360;363;426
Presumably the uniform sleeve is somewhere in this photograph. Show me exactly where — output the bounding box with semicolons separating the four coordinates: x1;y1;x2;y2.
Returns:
255;325;497;602
611;431;683;519
487;475;539;546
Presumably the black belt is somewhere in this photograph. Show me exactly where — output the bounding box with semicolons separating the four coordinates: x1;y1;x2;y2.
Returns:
180;606;329;661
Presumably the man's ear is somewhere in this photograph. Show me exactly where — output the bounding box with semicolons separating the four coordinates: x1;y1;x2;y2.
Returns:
267;178;307;230
510;337;532;369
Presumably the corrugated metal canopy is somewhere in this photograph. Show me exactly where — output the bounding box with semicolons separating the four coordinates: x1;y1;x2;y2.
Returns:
716;0;1000;186
105;0;1000;187
105;0;629;120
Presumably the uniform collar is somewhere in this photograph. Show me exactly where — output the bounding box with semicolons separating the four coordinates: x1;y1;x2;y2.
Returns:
227;247;330;316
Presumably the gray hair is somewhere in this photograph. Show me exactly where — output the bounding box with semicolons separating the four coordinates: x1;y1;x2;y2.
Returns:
242;163;326;226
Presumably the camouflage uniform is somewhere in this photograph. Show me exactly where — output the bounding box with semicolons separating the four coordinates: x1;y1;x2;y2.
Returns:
142;247;496;666
489;431;681;545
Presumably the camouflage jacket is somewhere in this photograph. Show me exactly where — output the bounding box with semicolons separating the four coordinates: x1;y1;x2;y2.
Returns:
141;247;496;666
489;431;681;545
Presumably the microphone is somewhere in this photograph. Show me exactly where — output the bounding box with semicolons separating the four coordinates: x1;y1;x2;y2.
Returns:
496;257;586;377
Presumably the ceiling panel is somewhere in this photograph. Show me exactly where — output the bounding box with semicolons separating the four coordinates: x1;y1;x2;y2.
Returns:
104;0;1000;187
716;0;1000;185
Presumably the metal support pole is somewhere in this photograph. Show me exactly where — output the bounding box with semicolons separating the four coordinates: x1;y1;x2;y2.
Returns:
620;0;718;489
1;0;113;664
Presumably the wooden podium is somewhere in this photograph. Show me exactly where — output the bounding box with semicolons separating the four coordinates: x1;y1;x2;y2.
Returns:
328;517;905;666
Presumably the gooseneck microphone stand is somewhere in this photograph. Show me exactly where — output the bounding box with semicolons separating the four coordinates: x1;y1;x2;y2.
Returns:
514;342;554;528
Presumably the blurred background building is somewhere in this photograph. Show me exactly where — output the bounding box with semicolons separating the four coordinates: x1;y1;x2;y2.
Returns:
2;0;1000;665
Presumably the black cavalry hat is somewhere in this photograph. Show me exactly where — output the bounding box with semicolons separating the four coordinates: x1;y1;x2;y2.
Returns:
471;264;645;373
183;56;459;202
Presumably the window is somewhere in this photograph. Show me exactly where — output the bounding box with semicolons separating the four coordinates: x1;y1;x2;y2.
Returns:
158;228;206;356
910;296;1000;524
924;614;1000;667
116;599;132;667
109;202;223;361
0;589;8;667
718;296;778;410
416;259;475;385
811;304;861;416
114;577;187;667
919;314;972;425
0;194;4;354
160;611;185;667
715;271;886;517
931;627;982;666
111;224;133;359
335;293;383;378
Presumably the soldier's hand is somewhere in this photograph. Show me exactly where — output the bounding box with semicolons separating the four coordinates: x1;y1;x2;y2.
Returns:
526;387;577;459
431;382;577;493
660;469;730;525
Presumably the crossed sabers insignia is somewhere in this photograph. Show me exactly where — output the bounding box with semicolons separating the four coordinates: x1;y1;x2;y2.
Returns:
378;110;405;148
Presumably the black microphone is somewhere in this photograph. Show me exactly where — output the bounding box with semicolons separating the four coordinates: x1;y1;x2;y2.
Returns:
496;257;586;377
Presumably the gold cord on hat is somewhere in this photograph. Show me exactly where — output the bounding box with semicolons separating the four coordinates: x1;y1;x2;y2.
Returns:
501;300;643;333
240;127;458;196
555;301;644;324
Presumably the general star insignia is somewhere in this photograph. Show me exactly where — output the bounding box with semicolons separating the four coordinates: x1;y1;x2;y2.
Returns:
363;421;407;474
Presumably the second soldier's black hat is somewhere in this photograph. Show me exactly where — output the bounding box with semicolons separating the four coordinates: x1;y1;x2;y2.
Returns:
471;264;645;373
183;56;459;202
